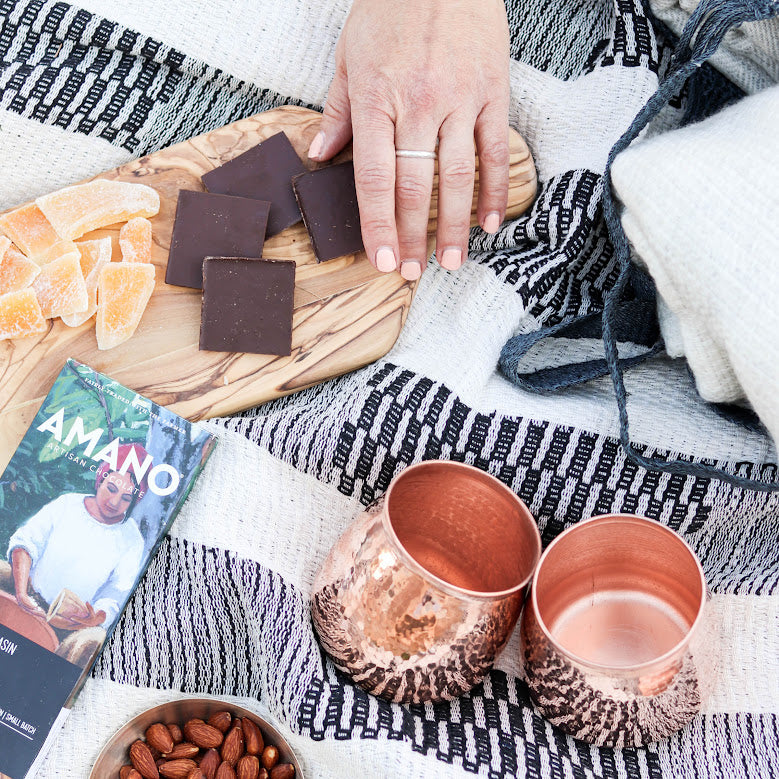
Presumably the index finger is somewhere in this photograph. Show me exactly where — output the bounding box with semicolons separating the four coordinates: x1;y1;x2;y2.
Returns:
351;104;399;273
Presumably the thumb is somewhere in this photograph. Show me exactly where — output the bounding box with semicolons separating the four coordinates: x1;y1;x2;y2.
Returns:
309;61;352;161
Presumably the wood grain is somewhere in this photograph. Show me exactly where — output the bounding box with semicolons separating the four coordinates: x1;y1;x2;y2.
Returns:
0;106;537;470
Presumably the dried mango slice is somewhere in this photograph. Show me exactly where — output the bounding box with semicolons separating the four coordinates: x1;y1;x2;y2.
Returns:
0;288;48;339
61;237;112;327
0;236;41;295
0;203;58;258
33;251;89;319
36;179;160;241
0;203;79;264
119;217;152;263
96;262;155;350
45;241;81;265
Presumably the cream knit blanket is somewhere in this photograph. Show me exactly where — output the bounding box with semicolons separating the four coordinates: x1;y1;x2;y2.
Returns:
1;1;778;778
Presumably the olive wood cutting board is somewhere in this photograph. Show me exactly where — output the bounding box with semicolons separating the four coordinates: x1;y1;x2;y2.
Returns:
0;106;537;469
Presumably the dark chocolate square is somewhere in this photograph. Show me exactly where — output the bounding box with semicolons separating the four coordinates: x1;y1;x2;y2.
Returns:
199;257;295;355
165;190;270;289
201;132;306;237
292;161;364;263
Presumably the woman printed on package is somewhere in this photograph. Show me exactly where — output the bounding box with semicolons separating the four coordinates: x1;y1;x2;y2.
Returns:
3;442;148;667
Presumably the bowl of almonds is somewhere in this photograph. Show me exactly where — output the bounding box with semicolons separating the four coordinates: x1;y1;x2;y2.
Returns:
89;698;303;779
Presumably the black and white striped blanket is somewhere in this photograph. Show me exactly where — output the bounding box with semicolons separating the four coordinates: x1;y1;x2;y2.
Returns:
1;1;778;777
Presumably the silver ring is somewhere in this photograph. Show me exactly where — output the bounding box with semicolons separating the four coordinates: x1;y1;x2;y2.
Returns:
395;149;437;159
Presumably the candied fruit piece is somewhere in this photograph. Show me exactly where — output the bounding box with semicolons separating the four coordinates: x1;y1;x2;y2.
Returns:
119;216;152;263
0;288;47;340
0;203;58;258
75;237;113;278
36;179;160;241
33;251;88;319
0;236;40;295
61;237;112;327
96;262;155;350
0;202;79;264
45;241;81;265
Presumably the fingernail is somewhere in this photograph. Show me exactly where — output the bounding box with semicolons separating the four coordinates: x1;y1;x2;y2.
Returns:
375;246;397;273
440;247;462;271
308;131;325;160
400;260;421;280
483;211;502;234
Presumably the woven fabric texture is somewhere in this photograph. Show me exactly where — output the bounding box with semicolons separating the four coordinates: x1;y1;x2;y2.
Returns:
0;0;778;777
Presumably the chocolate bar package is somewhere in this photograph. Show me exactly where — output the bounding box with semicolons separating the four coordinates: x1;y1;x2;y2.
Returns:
0;359;217;779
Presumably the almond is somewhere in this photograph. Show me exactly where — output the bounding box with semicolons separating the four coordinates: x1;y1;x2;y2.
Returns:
242;719;264;756
260;746;278;771
159;759;198;778
185;719;224;749
188;771;205;779
199;748;221;779
168;723;184;744
215;763;236;779
221;726;244;767
164;743;200;760
147;723;175;754
130;740;160;779
257;770;269;779
128;772;144;779
236;756;259;779
269;767;294;779
208;711;233;733
120;767;134;779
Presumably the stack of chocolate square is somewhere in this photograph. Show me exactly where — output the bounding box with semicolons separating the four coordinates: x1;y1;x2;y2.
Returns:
165;131;364;356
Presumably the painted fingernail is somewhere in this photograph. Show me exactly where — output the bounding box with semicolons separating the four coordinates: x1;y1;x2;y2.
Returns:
440;247;462;271
400;260;422;280
375;246;397;273
307;131;325;160
483;211;502;234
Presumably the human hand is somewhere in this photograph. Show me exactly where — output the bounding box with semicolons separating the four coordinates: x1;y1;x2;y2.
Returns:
309;0;511;280
51;590;106;629
16;592;46;619
66;602;106;629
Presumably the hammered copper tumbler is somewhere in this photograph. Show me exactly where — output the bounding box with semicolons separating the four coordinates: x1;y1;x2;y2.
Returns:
311;460;541;704
520;514;714;747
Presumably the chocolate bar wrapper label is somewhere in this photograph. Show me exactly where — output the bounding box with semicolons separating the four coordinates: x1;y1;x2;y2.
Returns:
0;359;217;779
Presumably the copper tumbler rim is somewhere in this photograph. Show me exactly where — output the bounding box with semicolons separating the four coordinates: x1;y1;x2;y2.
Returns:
530;513;707;674
381;459;541;601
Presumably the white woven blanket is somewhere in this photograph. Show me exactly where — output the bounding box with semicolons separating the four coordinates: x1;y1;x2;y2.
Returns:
612;83;779;443
1;1;778;777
